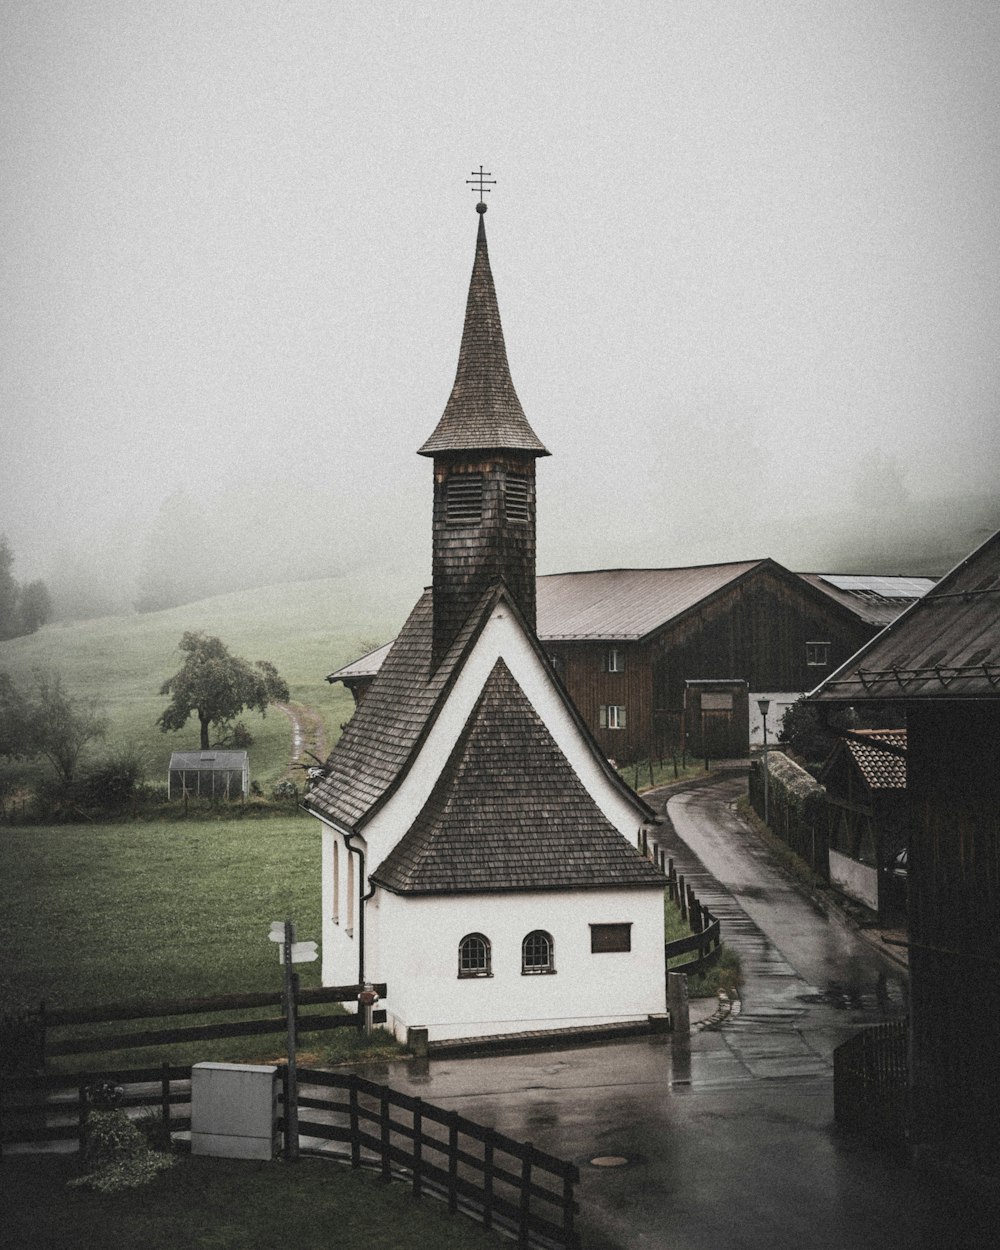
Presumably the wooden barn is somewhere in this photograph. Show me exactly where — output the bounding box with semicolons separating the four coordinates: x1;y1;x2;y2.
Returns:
332;565;932;763
811;528;1000;1174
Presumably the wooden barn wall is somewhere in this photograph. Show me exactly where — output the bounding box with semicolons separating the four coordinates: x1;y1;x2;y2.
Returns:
906;702;1000;1169
651;569;874;720
546;641;653;762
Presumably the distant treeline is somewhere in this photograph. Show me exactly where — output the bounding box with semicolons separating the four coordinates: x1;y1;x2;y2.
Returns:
0;536;52;640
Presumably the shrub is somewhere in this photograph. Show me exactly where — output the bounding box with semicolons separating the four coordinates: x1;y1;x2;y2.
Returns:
82;744;149;809
271;779;299;801
69;1105;176;1194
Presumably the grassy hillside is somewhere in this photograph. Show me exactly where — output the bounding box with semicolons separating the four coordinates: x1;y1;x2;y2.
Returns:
0;570;421;793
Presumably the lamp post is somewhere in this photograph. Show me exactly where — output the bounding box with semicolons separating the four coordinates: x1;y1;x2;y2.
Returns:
757;699;770;828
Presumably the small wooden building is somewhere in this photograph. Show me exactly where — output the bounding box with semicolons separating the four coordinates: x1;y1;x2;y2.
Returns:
817;729;907;916
810;529;1000;1174
168;750;249;800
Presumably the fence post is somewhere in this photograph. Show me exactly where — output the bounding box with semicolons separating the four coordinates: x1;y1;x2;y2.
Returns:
161;1062;171;1141
483;1132;494;1228
380;1086;391;1183
412;1099;423;1198
668;972;690;1036
518;1146;533;1248
448;1113;459;1213
78;1082;88;1155
563;1168;577;1249
349;1079;360;1168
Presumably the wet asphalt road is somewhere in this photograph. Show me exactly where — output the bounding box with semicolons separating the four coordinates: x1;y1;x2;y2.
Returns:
361;771;996;1249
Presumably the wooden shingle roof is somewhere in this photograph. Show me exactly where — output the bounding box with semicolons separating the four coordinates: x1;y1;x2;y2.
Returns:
417;211;548;458
370;659;664;894
305;588;481;831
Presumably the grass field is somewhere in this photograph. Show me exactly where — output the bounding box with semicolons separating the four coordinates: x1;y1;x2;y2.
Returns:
0;571;419;793
1;1153;508;1250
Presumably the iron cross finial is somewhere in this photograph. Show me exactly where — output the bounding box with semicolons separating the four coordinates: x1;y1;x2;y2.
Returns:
466;166;496;212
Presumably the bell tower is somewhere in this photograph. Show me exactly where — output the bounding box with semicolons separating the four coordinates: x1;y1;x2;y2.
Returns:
418;198;549;669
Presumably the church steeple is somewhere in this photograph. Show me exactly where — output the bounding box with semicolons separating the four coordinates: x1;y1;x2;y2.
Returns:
420;201;548;669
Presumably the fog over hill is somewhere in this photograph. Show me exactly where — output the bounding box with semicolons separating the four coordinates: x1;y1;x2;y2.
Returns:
3;5;998;618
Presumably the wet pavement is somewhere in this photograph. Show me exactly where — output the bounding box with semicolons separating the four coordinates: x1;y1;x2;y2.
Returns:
351;769;995;1248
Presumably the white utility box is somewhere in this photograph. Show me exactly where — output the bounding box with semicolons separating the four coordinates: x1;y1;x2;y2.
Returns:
190;1062;279;1160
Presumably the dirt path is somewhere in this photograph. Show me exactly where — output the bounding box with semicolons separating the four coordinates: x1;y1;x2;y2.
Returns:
275;702;328;783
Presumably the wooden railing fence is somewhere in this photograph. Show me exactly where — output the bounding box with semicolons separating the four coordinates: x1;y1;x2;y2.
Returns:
833;1017;909;1150
1;1064;580;1250
0;1064;193;1158
656;847;722;975
293;1067;580;1249
2;983;386;1071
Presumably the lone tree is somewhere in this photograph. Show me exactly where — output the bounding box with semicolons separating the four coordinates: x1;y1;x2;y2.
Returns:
157;632;290;750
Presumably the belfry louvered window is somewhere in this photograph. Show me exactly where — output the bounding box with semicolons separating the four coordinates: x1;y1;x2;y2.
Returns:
446;475;483;526
505;474;529;523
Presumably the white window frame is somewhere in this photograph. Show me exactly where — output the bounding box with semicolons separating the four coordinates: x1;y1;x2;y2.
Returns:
458;933;492;978
604;647;625;673
521;930;556;975
806;641;831;667
600;704;626;730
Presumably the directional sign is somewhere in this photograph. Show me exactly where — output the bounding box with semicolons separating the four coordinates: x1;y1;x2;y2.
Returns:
268;922;286;942
279;940;319;965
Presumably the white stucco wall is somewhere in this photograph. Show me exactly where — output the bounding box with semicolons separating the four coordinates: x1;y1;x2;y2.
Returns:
314;600;663;1036
749;692;802;746
373;886;666;1042
319;822;367;987
829;848;879;912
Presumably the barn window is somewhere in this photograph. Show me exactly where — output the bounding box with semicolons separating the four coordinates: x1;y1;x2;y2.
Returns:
506;474;529;522
458;933;492;977
602;647;625;673
806;642;831;667
522;930;555;974
590;923;632;953
600;704;626;730
446;475;483;526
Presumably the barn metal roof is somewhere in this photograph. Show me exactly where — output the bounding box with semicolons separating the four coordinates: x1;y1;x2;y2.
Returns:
535;562;765;641
169;751;248;770
810;529;1000;702
798;573;936;627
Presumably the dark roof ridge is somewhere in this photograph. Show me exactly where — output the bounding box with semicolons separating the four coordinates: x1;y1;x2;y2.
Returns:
538;559;766;577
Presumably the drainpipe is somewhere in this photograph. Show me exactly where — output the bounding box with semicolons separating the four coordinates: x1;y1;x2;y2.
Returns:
343;831;376;986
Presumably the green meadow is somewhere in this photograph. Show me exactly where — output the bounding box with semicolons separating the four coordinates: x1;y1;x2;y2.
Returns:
0;571;419;794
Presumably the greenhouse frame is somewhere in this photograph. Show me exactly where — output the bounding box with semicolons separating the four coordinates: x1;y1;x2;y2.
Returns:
168;750;249;801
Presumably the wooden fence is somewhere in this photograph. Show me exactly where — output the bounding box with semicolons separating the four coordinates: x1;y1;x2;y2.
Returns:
1;1064;579;1250
295;1068;580;1249
0;1063;193;1157
652;845;722;976
2;983;386;1071
833;1018;909;1151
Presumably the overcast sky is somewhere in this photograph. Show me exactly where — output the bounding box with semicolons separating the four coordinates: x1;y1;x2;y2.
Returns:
2;1;998;602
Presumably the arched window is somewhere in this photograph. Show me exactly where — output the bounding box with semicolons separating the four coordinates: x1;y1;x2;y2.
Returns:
522;930;555;975
458;933;491;978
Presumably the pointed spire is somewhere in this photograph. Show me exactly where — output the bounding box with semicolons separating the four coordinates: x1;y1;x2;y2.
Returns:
418;205;549;457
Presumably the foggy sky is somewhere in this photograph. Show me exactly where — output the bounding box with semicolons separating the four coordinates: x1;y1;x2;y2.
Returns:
2;1;999;604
